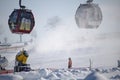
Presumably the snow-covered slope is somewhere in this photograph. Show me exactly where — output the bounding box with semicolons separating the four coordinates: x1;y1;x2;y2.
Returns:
0;67;120;80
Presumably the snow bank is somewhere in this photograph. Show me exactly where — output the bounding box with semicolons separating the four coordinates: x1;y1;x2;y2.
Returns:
38;68;78;79
16;71;40;80
84;72;108;80
15;68;89;80
0;67;119;80
94;67;120;73
111;74;120;80
0;74;23;80
39;68;52;77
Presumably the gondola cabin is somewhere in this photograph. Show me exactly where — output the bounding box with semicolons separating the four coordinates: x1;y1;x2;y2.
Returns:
75;0;102;29
8;9;35;34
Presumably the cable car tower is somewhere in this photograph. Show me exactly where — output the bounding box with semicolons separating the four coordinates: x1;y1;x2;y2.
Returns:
8;0;35;42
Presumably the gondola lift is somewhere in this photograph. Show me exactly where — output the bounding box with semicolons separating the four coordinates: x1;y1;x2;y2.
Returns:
8;0;35;42
75;0;102;29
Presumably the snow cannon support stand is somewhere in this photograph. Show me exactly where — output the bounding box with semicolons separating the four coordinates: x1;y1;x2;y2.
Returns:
14;49;31;72
14;64;31;72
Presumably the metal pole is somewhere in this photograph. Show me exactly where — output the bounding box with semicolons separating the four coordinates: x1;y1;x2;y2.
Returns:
89;58;92;70
19;0;25;9
20;34;22;42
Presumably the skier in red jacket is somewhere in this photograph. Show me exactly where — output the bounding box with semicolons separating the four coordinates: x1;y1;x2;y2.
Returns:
68;57;72;69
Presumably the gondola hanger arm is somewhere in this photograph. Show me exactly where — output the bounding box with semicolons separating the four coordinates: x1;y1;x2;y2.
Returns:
86;0;93;4
19;0;26;9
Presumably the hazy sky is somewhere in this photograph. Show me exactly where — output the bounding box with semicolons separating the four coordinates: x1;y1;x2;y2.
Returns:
0;0;120;50
0;0;120;68
0;0;120;42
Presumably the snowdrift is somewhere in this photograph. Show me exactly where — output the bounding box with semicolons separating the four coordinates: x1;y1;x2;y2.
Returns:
0;67;120;80
84;72;108;80
0;74;23;80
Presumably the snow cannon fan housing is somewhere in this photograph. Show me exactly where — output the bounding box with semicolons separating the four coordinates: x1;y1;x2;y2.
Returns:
75;1;102;29
8;9;35;34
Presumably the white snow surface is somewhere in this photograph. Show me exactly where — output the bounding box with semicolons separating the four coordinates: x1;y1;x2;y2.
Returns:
0;67;120;80
84;72;108;80
0;74;23;80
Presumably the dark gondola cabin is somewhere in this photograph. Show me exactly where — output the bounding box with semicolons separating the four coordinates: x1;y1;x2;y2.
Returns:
8;9;35;34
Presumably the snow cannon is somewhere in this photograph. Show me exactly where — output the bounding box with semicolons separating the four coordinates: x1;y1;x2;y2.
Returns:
75;0;102;29
8;0;35;34
14;50;31;72
0;55;8;70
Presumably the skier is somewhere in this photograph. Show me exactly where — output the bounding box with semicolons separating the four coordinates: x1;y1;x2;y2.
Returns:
14;49;30;72
68;57;72;69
